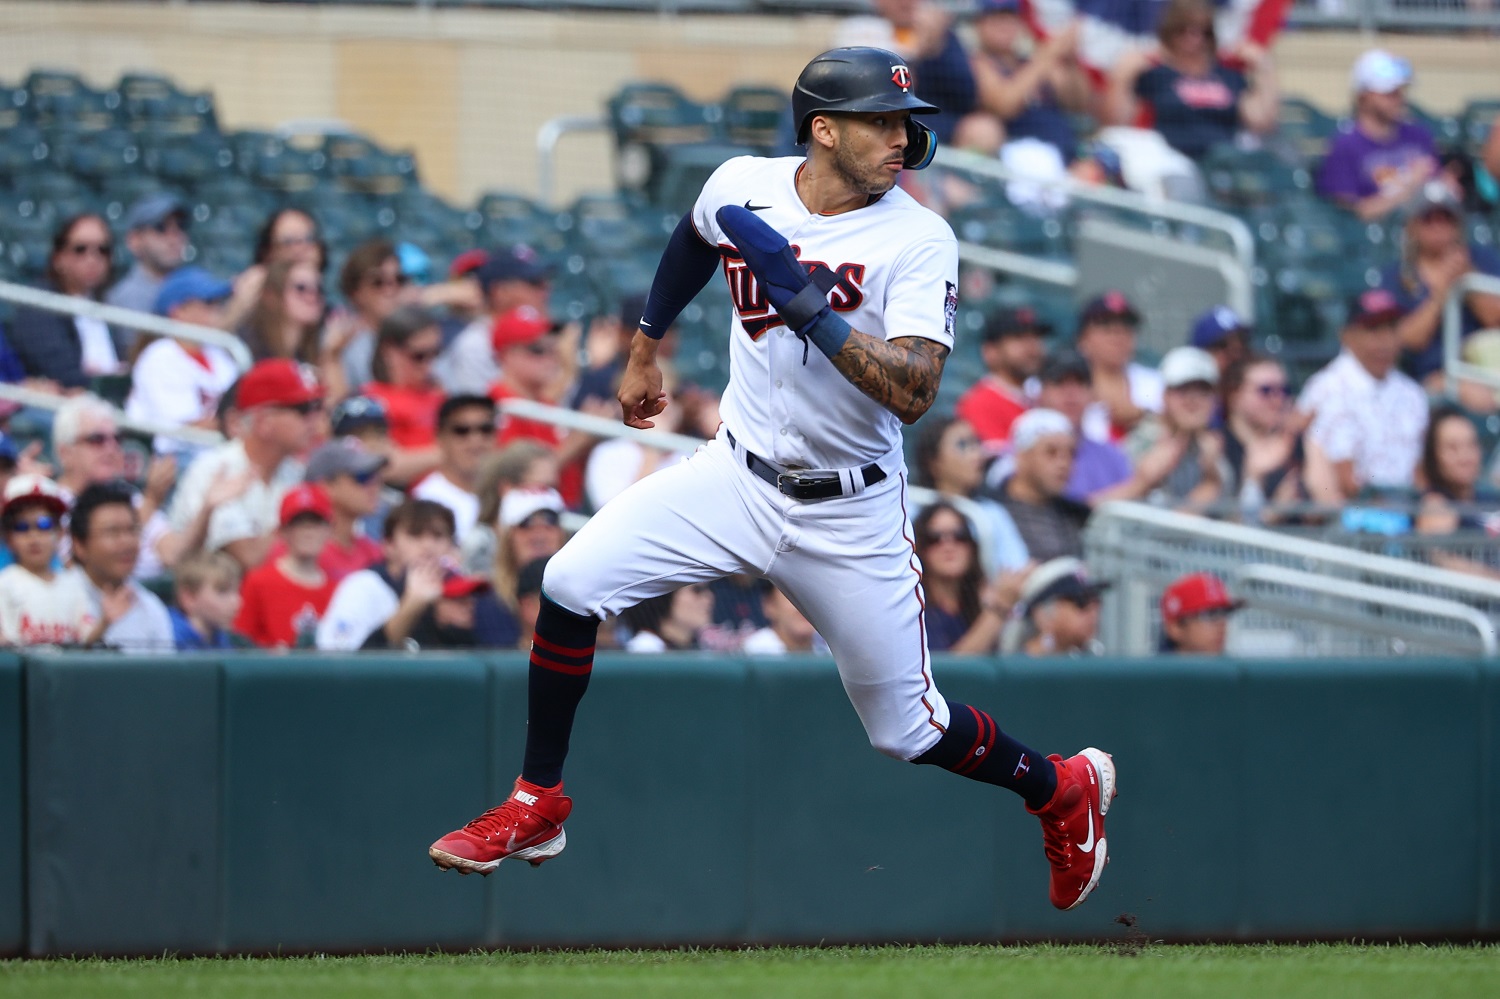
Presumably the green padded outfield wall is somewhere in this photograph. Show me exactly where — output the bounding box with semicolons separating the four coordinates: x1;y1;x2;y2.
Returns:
14;652;1500;954
0;656;22;956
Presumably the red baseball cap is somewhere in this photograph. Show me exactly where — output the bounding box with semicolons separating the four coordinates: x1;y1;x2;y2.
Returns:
442;571;490;599
492;305;556;354
449;248;489;280
238;359;324;410
1161;573;1243;624
279;483;333;527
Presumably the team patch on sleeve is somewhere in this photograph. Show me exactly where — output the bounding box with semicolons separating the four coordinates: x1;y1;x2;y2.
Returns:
943;281;958;338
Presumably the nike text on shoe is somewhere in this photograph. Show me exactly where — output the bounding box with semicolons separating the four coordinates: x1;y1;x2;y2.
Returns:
1028;747;1117;910
428;777;572;875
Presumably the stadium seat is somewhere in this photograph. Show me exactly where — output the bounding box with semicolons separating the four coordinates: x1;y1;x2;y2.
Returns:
0;85;32;131
1276;98;1339;163
719;85;791;152
142;132;234;188
1407;101;1464;150
1462;99;1500;158
1201;145;1312;210
52;128;144;188
0;124;49;183
607;82;723;198
324;132;418;195
473;191;566;256
32;86;121;134
647;142;758;216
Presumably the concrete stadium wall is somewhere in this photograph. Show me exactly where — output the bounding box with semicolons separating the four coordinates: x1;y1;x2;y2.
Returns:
5;649;1498;956
1;2;1498;208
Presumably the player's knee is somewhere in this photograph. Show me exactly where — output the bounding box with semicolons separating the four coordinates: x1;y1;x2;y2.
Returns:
867;732;920;762
539;551;593;617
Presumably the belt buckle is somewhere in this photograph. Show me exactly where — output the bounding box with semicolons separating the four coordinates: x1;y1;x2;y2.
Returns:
776;471;800;497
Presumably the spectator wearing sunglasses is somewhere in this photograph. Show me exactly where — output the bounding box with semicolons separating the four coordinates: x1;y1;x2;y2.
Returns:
125;267;240;456
1001;556;1108;657
1159;572;1241;654
239;259;327;365
10;213;128;390
1221;354;1305;519
105;193;188;332
0;475;91;646
168;359;324;570
321;239;404;402
361;305;446;457
912;501;1031;654
52;394;126;504
412;395;498;543
295;438;390;582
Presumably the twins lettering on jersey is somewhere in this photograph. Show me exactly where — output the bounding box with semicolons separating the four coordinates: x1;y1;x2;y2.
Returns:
719;243;865;339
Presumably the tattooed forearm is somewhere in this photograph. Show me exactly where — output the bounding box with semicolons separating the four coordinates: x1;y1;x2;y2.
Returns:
830;333;949;424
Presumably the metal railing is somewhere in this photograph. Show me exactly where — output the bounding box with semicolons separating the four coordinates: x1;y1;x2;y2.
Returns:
0;382;224;448
1085;500;1500;657
0;281;254;372
1288;0;1500;30
1443;271;1500;399
934;146;1258;282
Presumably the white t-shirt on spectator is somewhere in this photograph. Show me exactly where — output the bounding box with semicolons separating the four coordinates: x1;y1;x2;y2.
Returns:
75;316;120;376
0;565;95;646
315;568;399;651
411;471;479;542
1082;362;1164;442
1298;349;1429;490
125;339;238;450
168;440;305;554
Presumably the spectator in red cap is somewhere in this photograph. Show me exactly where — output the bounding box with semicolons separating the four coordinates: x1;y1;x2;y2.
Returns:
0;475;91;646
167;358;324;569
360;306;446;479
435;245;553;396
955;306;1048;455
1075;291;1163;442
1160;572;1242;654
234;483;337;648
1299;289;1428;503
489;305;600;506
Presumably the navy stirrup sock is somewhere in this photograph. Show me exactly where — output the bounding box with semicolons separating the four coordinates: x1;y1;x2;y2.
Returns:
912;702;1057;810
521;592;600;788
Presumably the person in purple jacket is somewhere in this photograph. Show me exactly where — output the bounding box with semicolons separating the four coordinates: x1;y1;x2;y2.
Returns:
1316;50;1445;222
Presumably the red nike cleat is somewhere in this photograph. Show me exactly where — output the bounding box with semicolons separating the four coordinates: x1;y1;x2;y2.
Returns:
1029;747;1117;910
428;777;572;875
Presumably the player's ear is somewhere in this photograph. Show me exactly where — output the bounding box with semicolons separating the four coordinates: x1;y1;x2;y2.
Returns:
807;113;839;151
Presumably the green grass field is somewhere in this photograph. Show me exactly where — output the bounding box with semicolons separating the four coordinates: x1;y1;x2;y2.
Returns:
3;943;1498;999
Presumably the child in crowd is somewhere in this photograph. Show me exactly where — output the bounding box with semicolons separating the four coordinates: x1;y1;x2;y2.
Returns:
0;475;90;646
170;550;246;650
235;484;337;648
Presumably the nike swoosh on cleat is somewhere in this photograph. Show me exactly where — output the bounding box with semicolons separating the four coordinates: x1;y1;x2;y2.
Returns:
1076;809;1096;853
744;201;772;212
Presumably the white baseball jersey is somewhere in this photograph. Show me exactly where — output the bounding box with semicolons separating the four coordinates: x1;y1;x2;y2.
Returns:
125;338;239;450
692;156;959;470
540;154;965;763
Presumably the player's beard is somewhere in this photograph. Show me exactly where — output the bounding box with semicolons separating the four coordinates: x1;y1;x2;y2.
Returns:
831;140;899;197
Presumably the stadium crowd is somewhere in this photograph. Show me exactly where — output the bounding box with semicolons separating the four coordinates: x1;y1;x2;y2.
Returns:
0;2;1497;659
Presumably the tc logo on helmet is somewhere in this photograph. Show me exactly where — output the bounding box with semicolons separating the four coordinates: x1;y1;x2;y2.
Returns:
891;65;911;90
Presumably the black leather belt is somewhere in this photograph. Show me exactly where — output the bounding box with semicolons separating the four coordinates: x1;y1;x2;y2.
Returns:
726;430;886;501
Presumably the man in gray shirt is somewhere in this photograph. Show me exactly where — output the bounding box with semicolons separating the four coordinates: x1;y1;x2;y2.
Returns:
66;481;173;653
105;193;189;336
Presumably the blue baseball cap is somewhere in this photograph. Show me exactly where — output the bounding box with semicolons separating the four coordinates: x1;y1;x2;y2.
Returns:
978;0;1022;11
1190;306;1249;350
154;266;233;316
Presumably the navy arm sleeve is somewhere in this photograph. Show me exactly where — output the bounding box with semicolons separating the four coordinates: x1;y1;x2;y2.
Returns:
638;213;721;339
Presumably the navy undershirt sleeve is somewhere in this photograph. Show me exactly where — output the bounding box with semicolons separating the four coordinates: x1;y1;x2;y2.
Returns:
638;212;721;339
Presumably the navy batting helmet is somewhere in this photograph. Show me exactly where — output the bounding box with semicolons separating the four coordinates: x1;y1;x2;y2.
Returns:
792;47;940;170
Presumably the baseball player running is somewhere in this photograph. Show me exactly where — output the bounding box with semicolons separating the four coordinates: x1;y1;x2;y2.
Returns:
429;47;1117;911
